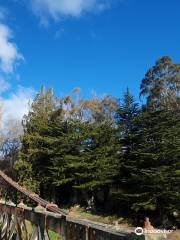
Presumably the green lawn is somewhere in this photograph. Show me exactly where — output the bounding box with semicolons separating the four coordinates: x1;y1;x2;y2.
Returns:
48;230;62;240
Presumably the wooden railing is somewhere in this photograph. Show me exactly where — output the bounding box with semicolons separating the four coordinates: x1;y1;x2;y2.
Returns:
0;202;132;239
0;171;134;239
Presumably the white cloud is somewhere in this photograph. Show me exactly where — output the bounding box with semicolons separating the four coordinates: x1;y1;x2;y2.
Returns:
2;86;35;124
0;10;31;129
0;77;10;94
29;0;109;23
0;23;23;73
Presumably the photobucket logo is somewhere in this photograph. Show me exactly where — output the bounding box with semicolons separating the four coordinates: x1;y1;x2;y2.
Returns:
135;227;174;235
135;227;144;236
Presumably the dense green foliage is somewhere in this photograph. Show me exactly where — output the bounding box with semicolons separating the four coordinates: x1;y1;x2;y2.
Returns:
11;56;180;225
118;111;180;220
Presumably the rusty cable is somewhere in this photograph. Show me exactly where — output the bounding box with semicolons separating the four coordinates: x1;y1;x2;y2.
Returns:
0;171;67;216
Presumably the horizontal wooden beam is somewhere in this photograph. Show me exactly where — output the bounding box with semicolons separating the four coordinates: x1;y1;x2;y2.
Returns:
0;203;133;239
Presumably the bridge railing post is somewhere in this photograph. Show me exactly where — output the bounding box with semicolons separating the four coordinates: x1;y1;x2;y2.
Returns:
60;215;67;240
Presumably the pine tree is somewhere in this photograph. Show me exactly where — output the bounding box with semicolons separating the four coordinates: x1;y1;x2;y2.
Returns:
15;86;57;193
48;98;120;205
118;110;180;222
116;88;140;154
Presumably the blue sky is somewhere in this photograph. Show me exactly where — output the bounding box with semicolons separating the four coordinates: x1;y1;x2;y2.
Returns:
0;0;180;122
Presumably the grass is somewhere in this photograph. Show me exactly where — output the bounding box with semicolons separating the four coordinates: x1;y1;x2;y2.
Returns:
24;221;62;240
65;205;132;229
48;230;62;240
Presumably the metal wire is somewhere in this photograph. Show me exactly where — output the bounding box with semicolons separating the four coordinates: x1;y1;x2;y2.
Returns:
0;171;67;216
